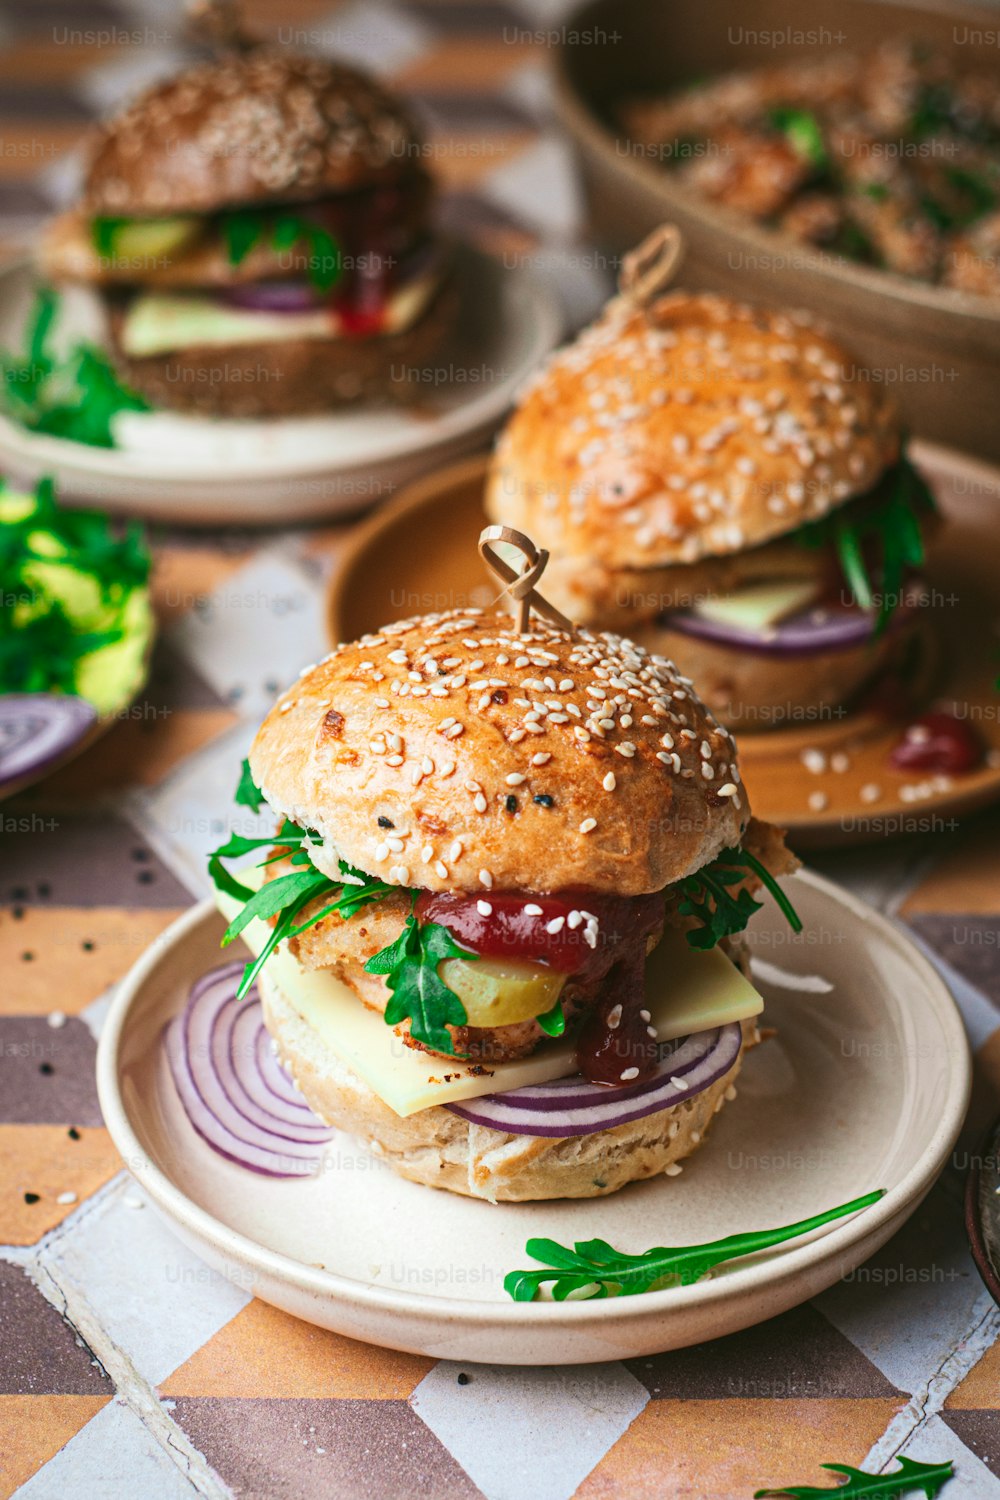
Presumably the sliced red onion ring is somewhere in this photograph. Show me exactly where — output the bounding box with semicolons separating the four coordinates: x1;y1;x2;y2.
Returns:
665;579;922;658
448;1023;743;1138
223;282;325;313
0;693;96;791
164;962;334;1178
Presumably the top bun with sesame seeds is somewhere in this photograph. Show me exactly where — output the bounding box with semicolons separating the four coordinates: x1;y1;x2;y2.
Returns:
82;48;424;216
484;289;900;572
248;608;748;898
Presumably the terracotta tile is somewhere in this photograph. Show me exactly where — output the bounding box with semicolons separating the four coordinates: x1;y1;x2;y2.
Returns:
572;1398;901;1500
901;810;1000;914
0;1125;122;1245
150;547;255;626
0;1261;109;1395
0;1394;109;1499
41;707;237;795
0;123;81;177
0;39;124;83
394;37;537;90
423;130;536;191
0;908;184;1015
946;1335;1000;1409
169;1397;482;1500
626;1304;902;1401
161;1298;434;1399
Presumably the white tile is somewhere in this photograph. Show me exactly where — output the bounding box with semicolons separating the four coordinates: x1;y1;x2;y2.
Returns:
79;988;115;1043
411;1361;648;1500
502;59;558;122
125;720;267;898
77;46;190;115
889;1413;1000;1499
815;1188;992;1396
484;134;585;240
167;553;327;722
12;1398;199;1500
39;1184;248;1386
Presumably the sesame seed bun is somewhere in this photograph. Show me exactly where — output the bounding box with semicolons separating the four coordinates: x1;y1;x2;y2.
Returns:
82;49;423;216
485;290;900;570
248;610;748;897
259;970;756;1201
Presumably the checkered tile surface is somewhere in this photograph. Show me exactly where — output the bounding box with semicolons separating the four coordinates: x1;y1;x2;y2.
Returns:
1;1;1000;1496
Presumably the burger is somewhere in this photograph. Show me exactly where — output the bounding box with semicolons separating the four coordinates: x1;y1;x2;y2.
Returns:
208;579;800;1202
39;41;453;417
484;231;937;730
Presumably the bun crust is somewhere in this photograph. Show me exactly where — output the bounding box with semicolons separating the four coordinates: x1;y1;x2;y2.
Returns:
249;610;748;897
261;972;754;1201
83;50;423;215
486;291;900;569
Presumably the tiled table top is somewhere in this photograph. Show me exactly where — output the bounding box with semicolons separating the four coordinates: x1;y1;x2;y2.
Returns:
1;2;1000;1497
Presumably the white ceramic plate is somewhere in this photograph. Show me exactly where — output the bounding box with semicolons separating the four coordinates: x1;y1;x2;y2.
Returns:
0;245;561;525
96;870;970;1364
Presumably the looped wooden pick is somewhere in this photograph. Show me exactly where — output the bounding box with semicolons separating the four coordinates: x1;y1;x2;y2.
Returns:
619;223;684;308
478;526;573;635
186;0;256;51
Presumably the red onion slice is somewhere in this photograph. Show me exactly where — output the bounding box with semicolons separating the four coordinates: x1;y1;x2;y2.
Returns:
164;962;334;1178
223;282;325;313
448;1023;743;1137
0;693;96;791
667;603;879;657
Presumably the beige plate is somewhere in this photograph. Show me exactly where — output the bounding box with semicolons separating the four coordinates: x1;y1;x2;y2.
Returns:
0;246;560;524
327;443;1000;848
96;871;969;1364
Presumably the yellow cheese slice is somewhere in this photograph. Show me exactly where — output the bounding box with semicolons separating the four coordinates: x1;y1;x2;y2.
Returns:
693;579;822;634
122;272;439;357
215;882;763;1118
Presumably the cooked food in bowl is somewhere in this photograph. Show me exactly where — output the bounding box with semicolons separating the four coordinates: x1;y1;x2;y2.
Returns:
623;40;1000;296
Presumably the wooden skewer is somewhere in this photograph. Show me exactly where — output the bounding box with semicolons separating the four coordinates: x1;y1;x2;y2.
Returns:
478;525;573;635
618;224;684;308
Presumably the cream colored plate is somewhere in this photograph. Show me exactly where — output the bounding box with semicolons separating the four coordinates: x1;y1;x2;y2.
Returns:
96;870;969;1364
0;246;561;524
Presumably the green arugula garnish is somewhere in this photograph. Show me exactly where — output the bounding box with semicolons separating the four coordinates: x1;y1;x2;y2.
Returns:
505;1189;884;1301
769;106;829;171
755;1456;954;1500
0;286;150;448
0;475;151;696
222;210;341;293
678;847;802;951
796;451;935;634
365;911;472;1054
536;998;567;1037
235;757;264;814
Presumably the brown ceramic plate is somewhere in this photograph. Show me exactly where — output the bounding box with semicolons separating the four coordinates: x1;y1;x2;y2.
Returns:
553;0;1000;463
327;444;1000;848
966;1114;1000;1308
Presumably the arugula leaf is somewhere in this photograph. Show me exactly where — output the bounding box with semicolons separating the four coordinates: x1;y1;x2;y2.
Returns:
366;916;471;1055
0;286;149;448
754;1456;954;1500
536;998;567;1037
505;1190;885;1301
795;450;936;633
221;210;341;292
678;846;802;951
224;211;264;265
235;758;264;813
769;106;829;170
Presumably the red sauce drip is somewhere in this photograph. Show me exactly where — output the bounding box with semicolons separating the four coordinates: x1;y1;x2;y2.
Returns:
890;711;982;775
415;890;664;1085
304;176;430;335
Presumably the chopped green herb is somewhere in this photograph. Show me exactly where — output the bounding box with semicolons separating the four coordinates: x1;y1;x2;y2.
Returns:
678;847;802;951
769;106;829;170
0;286;149;448
755;1456;954;1500
235;758;264;814
535;998;567;1037
365;913;472;1055
224;211;265;265
505;1189;884;1301
222;210;342;292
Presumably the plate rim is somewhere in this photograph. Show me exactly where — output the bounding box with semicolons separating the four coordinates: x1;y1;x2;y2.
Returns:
96;868;971;1333
0;244;562;487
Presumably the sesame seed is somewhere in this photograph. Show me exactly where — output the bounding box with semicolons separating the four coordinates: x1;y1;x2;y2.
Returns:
435;861;449;879
606;1004;622;1029
620;1067;640;1081
546;916;565;934
718;783;739;797
474;793;487;813
579;817;598;834
665;1164;684;1177
479;868;494;889
505;773;526;786
532;752;551;766
477;900;493;916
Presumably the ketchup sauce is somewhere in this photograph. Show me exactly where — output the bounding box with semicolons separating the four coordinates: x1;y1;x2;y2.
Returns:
416;890;665;1086
890;711;982;775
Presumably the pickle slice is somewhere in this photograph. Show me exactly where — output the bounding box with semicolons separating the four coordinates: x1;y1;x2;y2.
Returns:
439;954;565;1028
103;217;201;262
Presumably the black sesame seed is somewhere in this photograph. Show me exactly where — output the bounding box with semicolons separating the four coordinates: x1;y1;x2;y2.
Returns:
505;794;518;814
457;1372;471;1386
82;941;95;952
37;882;51;898
533;794;554;808
131;848;150;862
21;952;34;962
23;1192;40;1205
377;817;395;830
68;1127;81;1141
39;1062;54;1076
12;907;24;920
137;870;154;885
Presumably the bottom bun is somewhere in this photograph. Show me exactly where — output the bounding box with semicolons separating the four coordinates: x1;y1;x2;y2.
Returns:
259;972;756;1202
105;275;458;419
